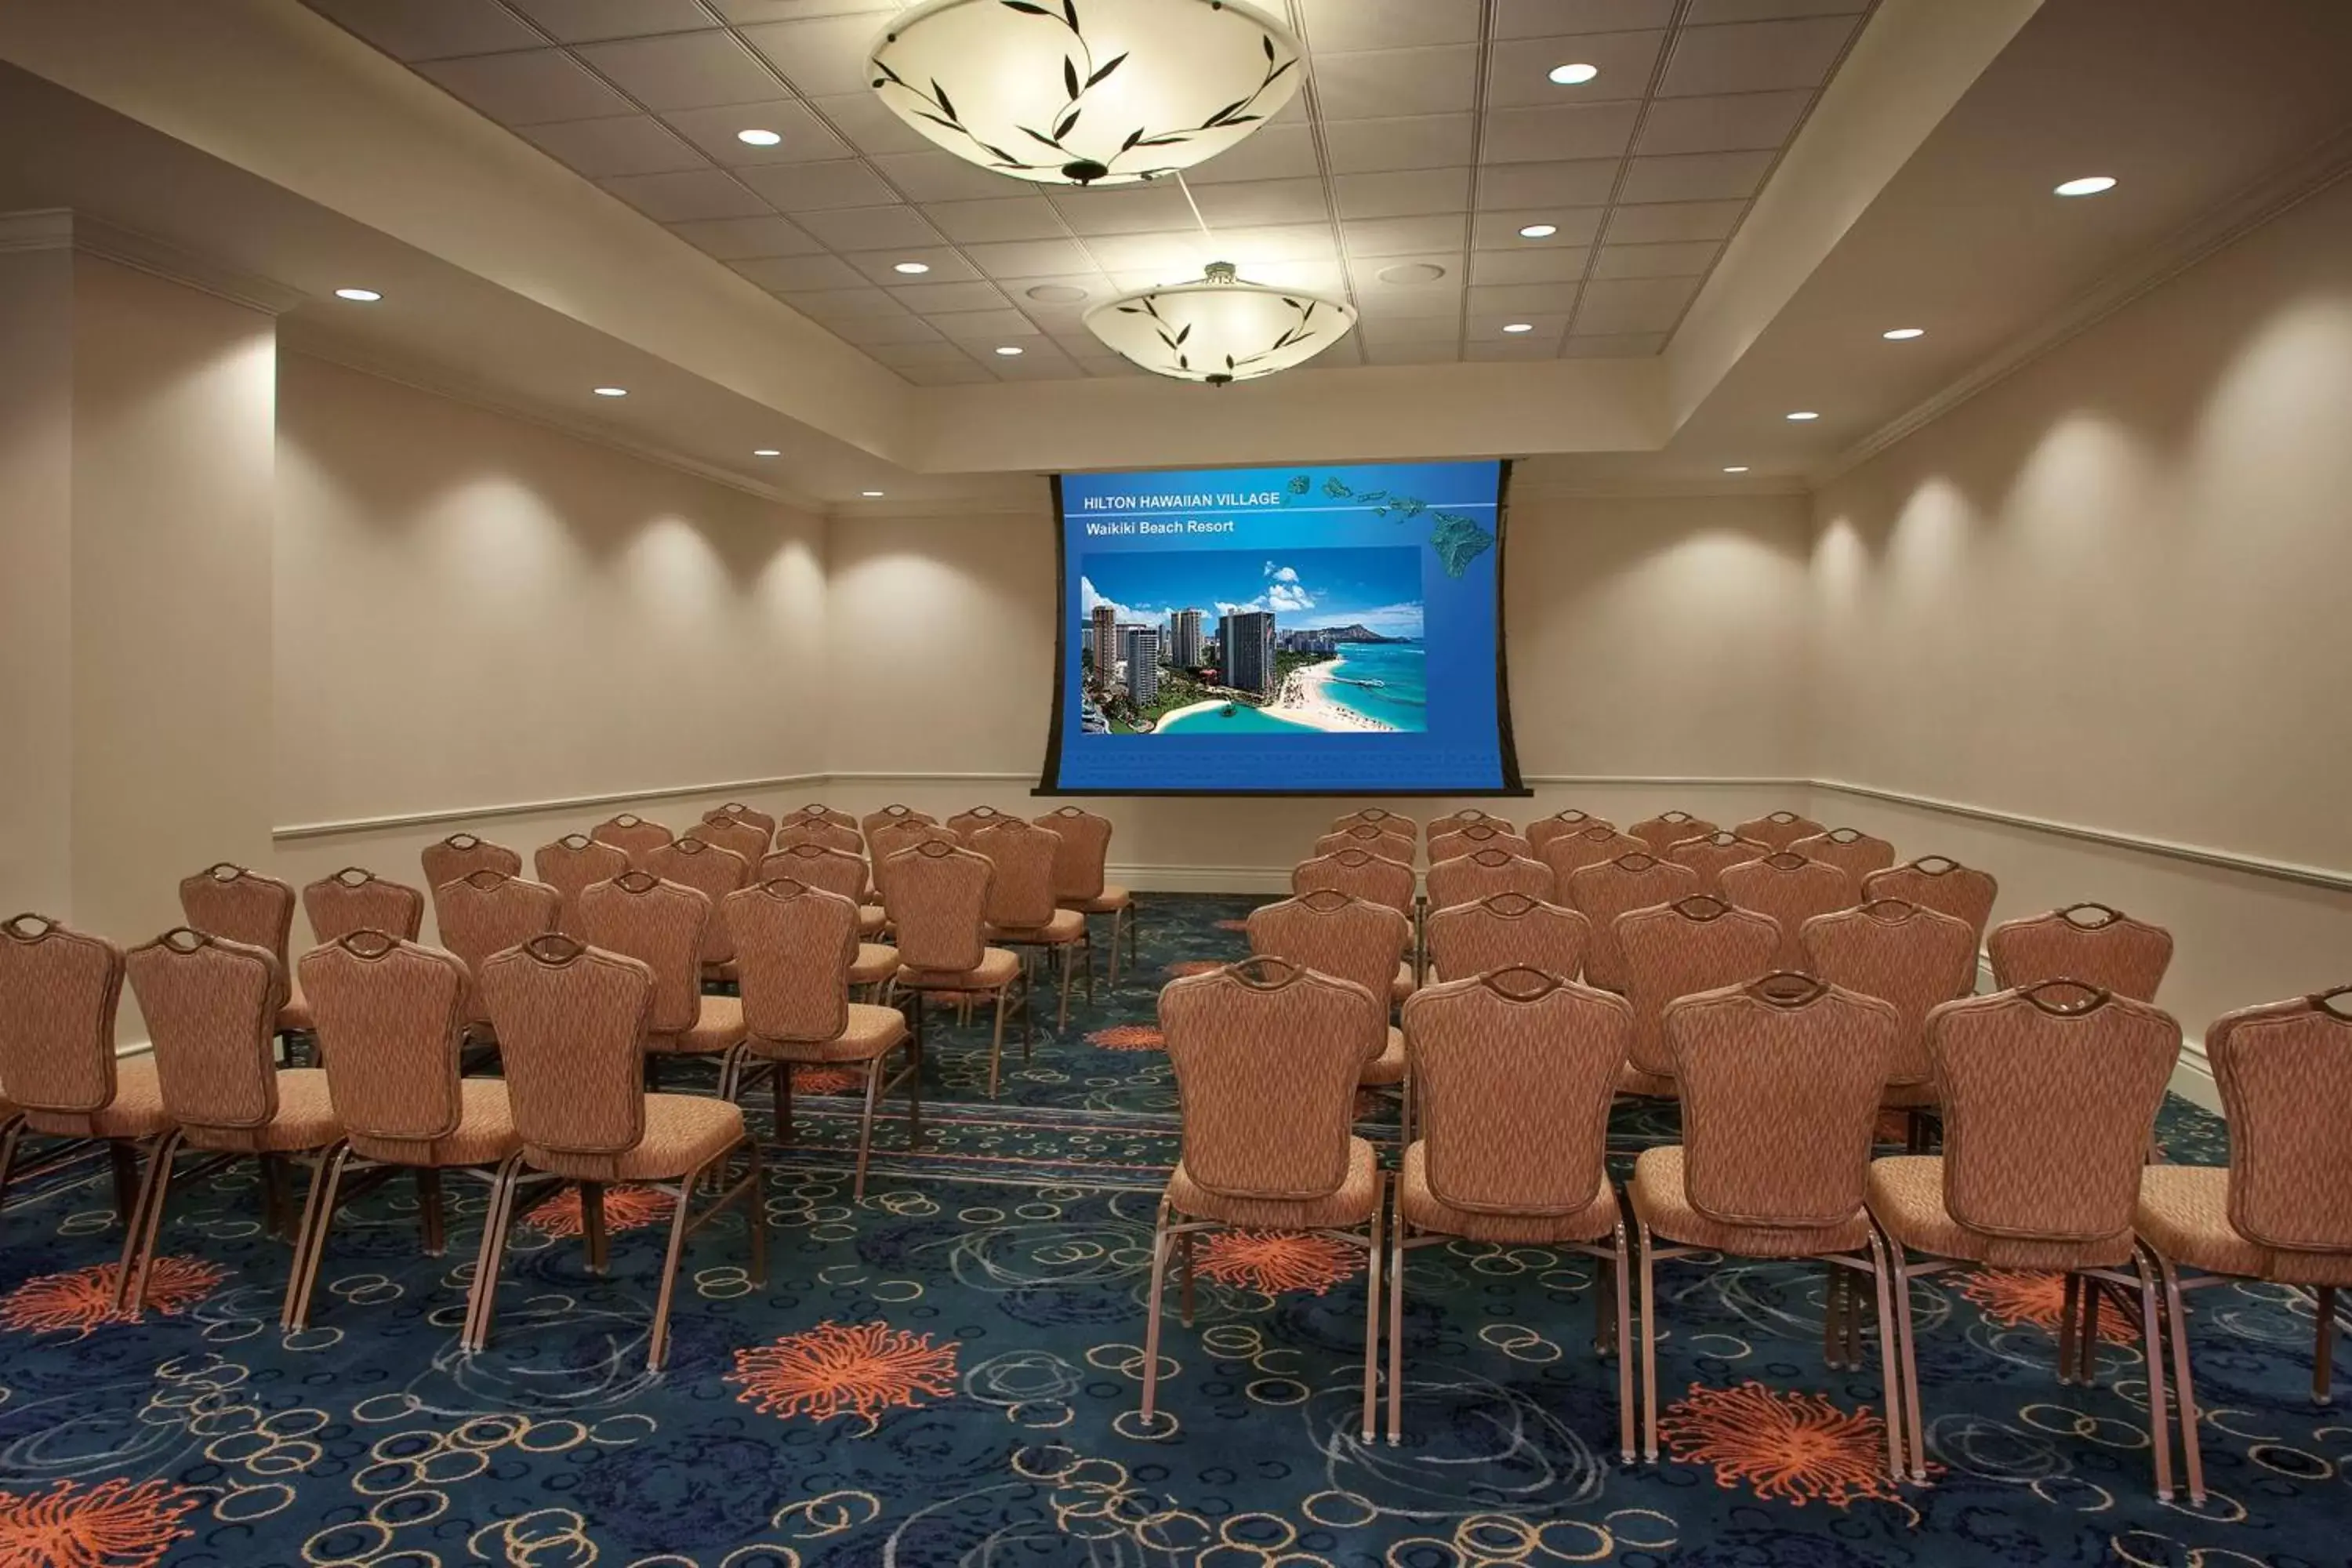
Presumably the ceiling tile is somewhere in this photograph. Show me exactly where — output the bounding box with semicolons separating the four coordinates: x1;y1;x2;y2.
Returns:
887;280;1013;314
1470;207;1604;247
1357;314;1465;344
807;91;937;156
1475;158;1620;209
898;361;997;386
1179;124;1321;184
929;309;1038;343
731;253;867;291
573;31;786;111
1341;214;1470;256
1468;246;1593;285
1238;260;1349;295
871;150;1029;203
416;49;633;125
663;213;825;258
1480;102;1642;164
706;1;901;19
1467;282;1583;314
1601;198;1748;243
1659;16;1863;96
1084;233;1214;274
1616;149;1775;202
961;238;1101;279
868;340;985;369
1466;310;1570;342
1325;114;1477;175
1465;336;1566;361
1298;0;1482;51
1562;331;1668;356
1635;89;1811;155
923;195;1072;243
737;14;890;97
1682;0;1867;20
735;158;897;210
1314;47;1481;122
596;168;770;220
517;114;705;178
791;202;946;249
1573;274;1701;332
1591;239;1721;278
1189;178;1332;229
1493;0;1677;39
830;314;950;347
1483;31;1667;107
1362;341;1467;365
986;343;1084;379
503;0;716;44
781;286;908;320
1332;168;1473;220
303;0;542;62
1052;183;1197;236
842;246;985;285
1215;226;1344;265
661;100;852;164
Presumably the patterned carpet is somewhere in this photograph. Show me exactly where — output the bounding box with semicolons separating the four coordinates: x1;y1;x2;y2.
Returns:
0;893;2328;1568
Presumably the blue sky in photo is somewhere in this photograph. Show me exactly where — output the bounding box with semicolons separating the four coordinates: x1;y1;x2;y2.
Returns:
1079;545;1425;637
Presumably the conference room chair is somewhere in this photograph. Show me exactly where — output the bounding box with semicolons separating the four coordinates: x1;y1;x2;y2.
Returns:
1315;823;1418;863
1800;900;1980;1147
1866;982;2182;1494
431;869;561;1044
1247;891;1413;1098
180;862;311;1044
1613;895;1780;1099
286;932;521;1333
869;815;959;868
1719;851;1860;971
1390;969;1634;1454
946;804;1015;840
590;812;675;867
1987;903;2174;1001
861;804;937;843
1149;957;1387;1442
1425;808;1512;840
120;929;343;1316
1294;848;1415;916
1427;822;1535;866
302;867;424;945
1627;811;1717;855
1628;974;1904;1474
1663;830;1773;897
2135;987;2352;1505
1422;892;1590;984
1566;853;1703;994
420;832;522;891
644;837;753;986
1036;805;1138;989
0;914;169;1250
534;833;629;937
712;801;777;837
1863;856;2000;944
1790;827;1899;883
691;810;771;871
1426;847;1553;911
972;818;1092;1031
782;803;858;832
884;840;1028;1097
760;843;888;944
1538;824;1650;894
472;935;765;1372
1525;809;1614;855
1735;810;1829;851
577;871;743;1090
775;818;866;858
1330;806;1413;836
726;880;918;1200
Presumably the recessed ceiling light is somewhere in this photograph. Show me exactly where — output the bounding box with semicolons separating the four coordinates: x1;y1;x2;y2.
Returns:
893;261;931;274
737;129;782;147
1026;283;1087;303
333;287;382;302
593;387;628;397
994;345;1025;356
1549;62;1599;85
1501;322;1535;334
2054;175;2117;197
1722;465;1750;474
753;448;780;457
1376;261;1447;285
860;490;886;498
1882;327;1926;340
1517;223;1559;239
1785;410;1819;421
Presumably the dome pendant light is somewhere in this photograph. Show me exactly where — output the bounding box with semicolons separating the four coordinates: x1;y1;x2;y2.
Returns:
868;0;1304;187
1087;261;1357;385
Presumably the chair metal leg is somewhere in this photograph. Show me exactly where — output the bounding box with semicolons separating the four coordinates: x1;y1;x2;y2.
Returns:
1824;1262;1847;1370
987;986;1009;1098
116;1129;183;1313
1613;1221;1635;1464
1083;928;1097;1004
1102;911;1121;993
855;1055;883;1202
1386;1223;1407;1446
2078;1279;2103;1385
417;1167;446;1257
463;1154;526;1352
1638;1219;1661;1463
1360;1187;1385;1446
2057;1271;2081;1385
2154;1250;2205;1504
742;1138;769;1288
582;1183;608;1276
1178;1228;1196;1328
1055;941;1072;1031
647;1163;702;1374
775;1062;793;1146
2316;1286;2337;1406
1139;1200;1175;1428
2125;1254;2175;1501
1888;1246;1928;1483
107;1142;142;1227
283;1144;352;1331
1864;1232;1905;1483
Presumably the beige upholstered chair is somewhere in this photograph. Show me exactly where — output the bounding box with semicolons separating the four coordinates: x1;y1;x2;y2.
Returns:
1734;810;1828;851
1427;822;1535;865
289;932;521;1333
644;837;753;984
1628;975;1904;1472
180;863;310;1041
1988;904;2172;1001
727;880;918;1200
1720;851;1858;971
1525;809;1613;855
2136;988;2352;1504
946;804;1016;840
760;843;889;948
1247;891;1412;1094
1627;811;1717;855
712;801;777;837
472;935;764;1370
869;817;960;877
1538;824;1649;893
1330;806;1412;835
1800;900;1978;1142
774;818;865;856
693;811;771;870
420;833;521;891
1423;893;1590;983
578;871;743;1085
1791;827;1898;883
1314;824;1418;863
1566;852;1703;994
302;868;425;945
1664;831;1772;896
782;803;857;831
1613;895;1780;1098
1294;848;1417;919
1425;808;1511;841
885;840;1027;1096
590;813;674;867
1037;806;1138;987
973;818;1091;1029
1864;856;1998;944
535;834;629;937
1866;982;2182;1492
431;870;561;1039
1150;958;1387;1441
1426;847;1553;911
861;804;937;844
1392;971;1634;1454
121;930;343;1316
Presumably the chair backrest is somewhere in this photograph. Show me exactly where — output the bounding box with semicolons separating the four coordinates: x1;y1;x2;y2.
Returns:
1864;856;1998;942
299;933;466;1145
884;841;992;974
575;872;710;1037
783;803;857;831
419;833;521;891
125;929;285;1132
946;805;1014;840
1424;894;1590;983
758;844;869;906
1789;827;1897;883
1615;895;1781;1076
1667;975;1899;1230
1247;891;1410;1024
1719;851;1857;969
1664;831;1773;896
478;936;652;1160
869;817;959;870
1425;808;1511;841
1427;822;1535;865
590;813;674;866
1330;806;1410;834
1565;853;1703;993
0;914;124;1120
1314;824;1419;863
692;811;771;869
1628;811;1717;855
861;804;936;844
1987;904;2172;1003
1525;809;1613;854
1734;811;1828;852
1930;983;2180;1243
713;801;777;835
643;837;751;964
178;862;296;970
431;870;561;1027
1426;848;1554;911
1537;825;1649;891
302;867;425;945
1798;899;1978;1087
1034;806;1112;902
1292;849;1416;916
970;818;1062;929
1406;970;1628;1215
1160;959;1379;1200
534;834;630;935
2209;988;2352;1254
728;880;857;1045
774;818;864;855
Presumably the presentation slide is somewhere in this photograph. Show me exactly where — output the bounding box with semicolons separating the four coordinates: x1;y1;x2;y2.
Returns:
1040;459;1522;796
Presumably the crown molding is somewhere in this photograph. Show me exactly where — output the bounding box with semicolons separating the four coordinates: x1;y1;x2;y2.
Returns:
0;207;304;315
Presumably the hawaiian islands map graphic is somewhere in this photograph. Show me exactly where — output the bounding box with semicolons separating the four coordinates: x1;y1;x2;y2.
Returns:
1283;472;1496;577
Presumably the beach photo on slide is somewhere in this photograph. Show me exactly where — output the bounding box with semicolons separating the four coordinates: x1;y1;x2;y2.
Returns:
1076;546;1425;736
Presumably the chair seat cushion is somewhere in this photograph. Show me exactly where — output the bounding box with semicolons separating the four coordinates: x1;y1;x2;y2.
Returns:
1390;961;1415;1005
858;906;888;938
1399;1142;1618;1245
986;909;1088;943
2136;1163;2352;1287
849;942;901;986
1167;1136;1380;1231
1615;1063;1677;1099
1359;1026;1406;1087
529;1093;746;1184
349;1078;521;1168
185;1068;342;1155
1866;1154;2136;1271
1632;1145;1871;1258
278;984;314;1034
24;1056;174;1141
1879;1080;1938;1109
746;1004;911;1065
1063;885;1131;914
898;947;1021;993
652;994;746;1057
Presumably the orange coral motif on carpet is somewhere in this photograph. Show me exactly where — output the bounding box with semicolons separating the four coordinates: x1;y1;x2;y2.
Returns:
729;1319;960;1434
1085;1025;1164;1051
1960;1271;2137;1342
0;1478;202;1568
0;1258;224;1338
793;1065;868;1096
523;1185;674;1239
1657;1381;1904;1508
1193;1230;1363;1296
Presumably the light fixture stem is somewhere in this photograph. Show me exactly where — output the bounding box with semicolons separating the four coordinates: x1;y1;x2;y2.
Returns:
1175;171;1217;249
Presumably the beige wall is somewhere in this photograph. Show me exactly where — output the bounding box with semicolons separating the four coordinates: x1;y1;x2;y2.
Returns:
0;245;75;916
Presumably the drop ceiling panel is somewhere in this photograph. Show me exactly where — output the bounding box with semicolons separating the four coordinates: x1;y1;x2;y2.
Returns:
662;100;851;164
416;49;632;124
1313;48;1483;122
1484;31;1668;107
304;0;543;62
572;31;783;110
1658;16;1866;96
518;114;703;178
596;168;771;221
503;0;718;45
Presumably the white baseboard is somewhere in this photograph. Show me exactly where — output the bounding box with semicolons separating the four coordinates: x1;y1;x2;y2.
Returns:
2169;1040;2220;1114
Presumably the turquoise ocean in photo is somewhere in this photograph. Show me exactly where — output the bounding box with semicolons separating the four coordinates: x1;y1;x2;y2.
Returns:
1155;702;1318;735
1324;640;1428;730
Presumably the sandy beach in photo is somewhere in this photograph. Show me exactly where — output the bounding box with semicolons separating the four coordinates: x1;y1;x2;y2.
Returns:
1264;660;1399;733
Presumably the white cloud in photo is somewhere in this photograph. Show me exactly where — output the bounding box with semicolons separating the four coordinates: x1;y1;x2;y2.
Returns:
1079;575;1168;625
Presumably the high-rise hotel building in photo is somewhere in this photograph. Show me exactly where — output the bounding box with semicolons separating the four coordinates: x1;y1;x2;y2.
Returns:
1218;610;1276;695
